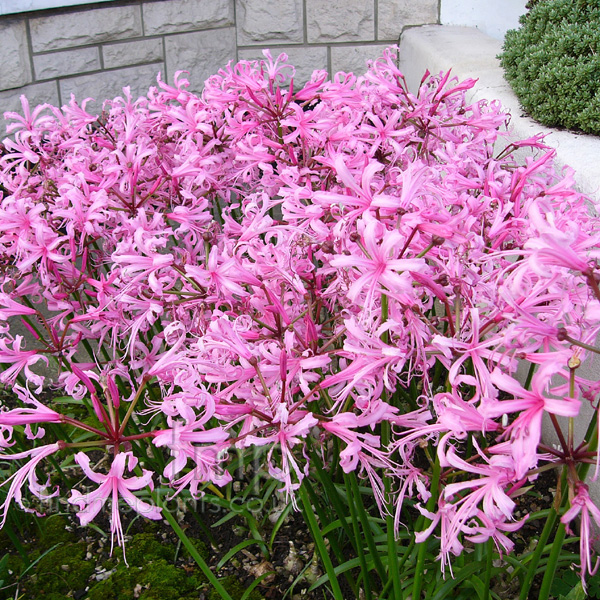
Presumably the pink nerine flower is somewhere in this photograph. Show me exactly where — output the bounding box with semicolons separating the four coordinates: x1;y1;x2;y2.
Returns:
0;442;61;526
240;403;318;506
562;483;600;588
331;212;425;308
153;417;230;480
69;452;162;557
0;293;38;320
483;369;581;479
0;336;48;392
0;397;62;427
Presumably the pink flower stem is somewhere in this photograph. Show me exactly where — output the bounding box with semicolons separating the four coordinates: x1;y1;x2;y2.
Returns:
105;395;118;434
249;314;277;333
172;265;205;293
549;413;570;456
228;422;275;446
562;334;600;356
249;357;274;406
538;443;567;459
57;317;77;352
586;272;600;303
287;383;323;415
118;376;150;437
416;241;435;258
527;460;566;476
444;300;456;338
398;226;419;259
568;365;577;450
319;327;347;353
287;308;309;327
64;440;111;449
251;408;274;423
120;431;158;442
62;416;110;439
138;177;166;207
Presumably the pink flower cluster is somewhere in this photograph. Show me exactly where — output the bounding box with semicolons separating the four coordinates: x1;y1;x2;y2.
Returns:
0;48;599;575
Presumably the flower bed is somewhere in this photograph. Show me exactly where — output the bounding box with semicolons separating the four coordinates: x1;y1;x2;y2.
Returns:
0;48;599;598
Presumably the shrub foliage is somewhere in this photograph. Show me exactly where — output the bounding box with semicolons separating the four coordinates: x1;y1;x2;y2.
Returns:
500;0;600;134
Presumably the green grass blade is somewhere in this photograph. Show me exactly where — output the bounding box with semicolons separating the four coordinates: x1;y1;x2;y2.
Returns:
188;504;219;548
520;467;567;599
432;561;485;600
311;454;357;547
298;483;344;600
347;471;387;583
538;522;567;600
216;538;268;571
240;570;276;600
19;543;63;579
412;452;441;600
3;521;29;566
302;478;358;595
307;557;362;591
321;518;350;536
211;510;238;528
343;472;372;599
268;502;293;552
158;499;234;600
518;508;558;599
467;574;487;600
483;537;494;600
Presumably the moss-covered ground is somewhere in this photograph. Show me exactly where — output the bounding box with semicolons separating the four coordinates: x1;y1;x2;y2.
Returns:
0;514;265;600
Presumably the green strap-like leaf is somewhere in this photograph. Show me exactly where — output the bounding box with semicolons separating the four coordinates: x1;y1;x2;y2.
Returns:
432;562;486;600
158;498;234;600
215;538;268;571
298;483;344;600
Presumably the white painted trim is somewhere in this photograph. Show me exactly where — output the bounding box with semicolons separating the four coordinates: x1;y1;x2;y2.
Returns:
0;0;116;16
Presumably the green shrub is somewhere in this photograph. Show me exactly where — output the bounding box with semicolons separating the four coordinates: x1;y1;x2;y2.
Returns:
500;0;600;134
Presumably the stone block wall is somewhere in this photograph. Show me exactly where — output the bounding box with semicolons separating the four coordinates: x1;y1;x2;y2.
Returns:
0;0;439;119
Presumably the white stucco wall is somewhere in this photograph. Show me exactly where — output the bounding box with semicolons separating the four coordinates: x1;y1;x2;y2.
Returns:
441;0;527;40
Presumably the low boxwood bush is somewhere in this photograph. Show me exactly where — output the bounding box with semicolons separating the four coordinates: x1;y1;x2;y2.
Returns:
500;0;600;134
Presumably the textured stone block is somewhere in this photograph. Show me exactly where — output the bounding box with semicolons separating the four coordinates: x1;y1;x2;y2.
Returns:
165;28;236;93
30;5;143;52
0;18;32;91
236;0;303;45
103;39;164;69
34;47;100;81
59;63;163;110
307;0;374;43
331;44;391;75
378;0;438;40
238;46;328;85
143;0;234;35
0;81;59;133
